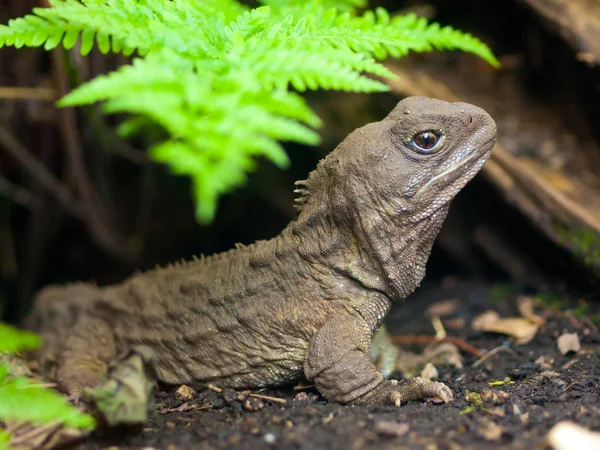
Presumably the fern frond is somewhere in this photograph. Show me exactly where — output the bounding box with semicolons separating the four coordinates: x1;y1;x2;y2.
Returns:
266;7;500;67
0;0;234;58
0;324;95;435
61;51;320;222
0;0;500;222
262;0;367;13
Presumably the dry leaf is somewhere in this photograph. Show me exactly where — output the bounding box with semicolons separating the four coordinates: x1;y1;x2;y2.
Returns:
557;333;581;355
175;384;196;401
472;311;539;344
5;421;90;450
517;296;545;326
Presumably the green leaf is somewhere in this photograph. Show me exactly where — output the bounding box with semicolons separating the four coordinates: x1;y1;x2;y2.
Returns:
0;324;40;354
0;375;95;429
0;429;10;450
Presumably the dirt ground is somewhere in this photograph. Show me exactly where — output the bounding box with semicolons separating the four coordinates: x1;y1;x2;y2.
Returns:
75;280;600;450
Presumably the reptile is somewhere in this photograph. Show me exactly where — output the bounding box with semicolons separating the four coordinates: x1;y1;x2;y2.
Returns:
27;96;496;407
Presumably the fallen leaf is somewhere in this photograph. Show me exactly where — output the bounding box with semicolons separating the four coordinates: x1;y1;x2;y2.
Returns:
517;296;545;326
84;345;157;426
425;299;461;317
557;333;581;355
175;385;196;401
472;311;539;344
4;420;90;450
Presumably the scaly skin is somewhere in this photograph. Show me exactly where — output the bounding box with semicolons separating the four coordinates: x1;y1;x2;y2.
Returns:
27;97;496;406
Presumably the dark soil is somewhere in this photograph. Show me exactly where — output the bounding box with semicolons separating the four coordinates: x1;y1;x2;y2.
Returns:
80;280;600;450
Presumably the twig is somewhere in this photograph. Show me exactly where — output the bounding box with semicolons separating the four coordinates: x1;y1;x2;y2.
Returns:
207;384;287;405
157;403;212;414
0;174;41;210
390;335;484;358
248;393;288;405
472;345;519;368
431;315;447;339
0;86;57;101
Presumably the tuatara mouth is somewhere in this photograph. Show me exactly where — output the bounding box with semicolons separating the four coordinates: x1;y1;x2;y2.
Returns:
415;138;496;198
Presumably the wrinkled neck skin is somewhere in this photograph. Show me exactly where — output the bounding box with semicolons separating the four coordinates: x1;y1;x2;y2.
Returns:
288;162;449;302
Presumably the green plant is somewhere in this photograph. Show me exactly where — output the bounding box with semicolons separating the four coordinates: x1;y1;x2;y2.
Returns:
0;0;498;222
0;323;95;449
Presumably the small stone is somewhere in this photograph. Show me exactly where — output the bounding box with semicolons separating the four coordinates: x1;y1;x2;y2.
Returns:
175;385;196;401
294;392;310;403
547;421;600;450
237;390;252;401
305;406;317;415
263;433;276;444
165;421;176;430
480;389;510;404
375;421;410;437
478;419;503;441
203;390;225;409
231;401;243;414
222;388;238;404
244;397;265;412
535;355;554;368
226;435;242;445
557;333;580;355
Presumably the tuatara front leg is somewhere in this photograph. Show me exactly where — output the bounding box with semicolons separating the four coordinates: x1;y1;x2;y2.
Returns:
25;283;118;394
305;313;453;406
56;318;117;395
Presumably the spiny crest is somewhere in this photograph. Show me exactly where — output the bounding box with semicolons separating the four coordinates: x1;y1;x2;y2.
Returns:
293;179;310;212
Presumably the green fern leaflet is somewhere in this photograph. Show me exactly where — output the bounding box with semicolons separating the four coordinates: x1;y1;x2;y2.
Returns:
0;324;95;446
0;0;499;222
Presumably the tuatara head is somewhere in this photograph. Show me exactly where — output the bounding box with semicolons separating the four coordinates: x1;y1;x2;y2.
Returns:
383;96;496;218
293;96;496;297
298;96;497;224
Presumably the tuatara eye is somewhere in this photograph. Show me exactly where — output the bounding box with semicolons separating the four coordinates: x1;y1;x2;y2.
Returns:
410;131;443;154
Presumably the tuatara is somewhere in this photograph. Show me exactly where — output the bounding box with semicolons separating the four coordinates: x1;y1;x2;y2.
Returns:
27;97;496;407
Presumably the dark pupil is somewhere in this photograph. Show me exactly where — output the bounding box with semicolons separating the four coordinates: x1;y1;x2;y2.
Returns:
414;131;439;150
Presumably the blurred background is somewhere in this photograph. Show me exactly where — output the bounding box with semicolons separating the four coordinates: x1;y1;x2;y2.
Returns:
1;0;600;323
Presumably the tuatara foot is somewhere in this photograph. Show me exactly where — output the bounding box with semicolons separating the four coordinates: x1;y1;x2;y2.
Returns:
352;377;453;406
84;345;157;427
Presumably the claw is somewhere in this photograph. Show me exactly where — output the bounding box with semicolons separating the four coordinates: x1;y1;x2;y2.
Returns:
390;391;402;407
419;378;454;403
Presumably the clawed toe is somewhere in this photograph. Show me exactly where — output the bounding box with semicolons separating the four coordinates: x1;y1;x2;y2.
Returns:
388;377;454;407
415;377;454;403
